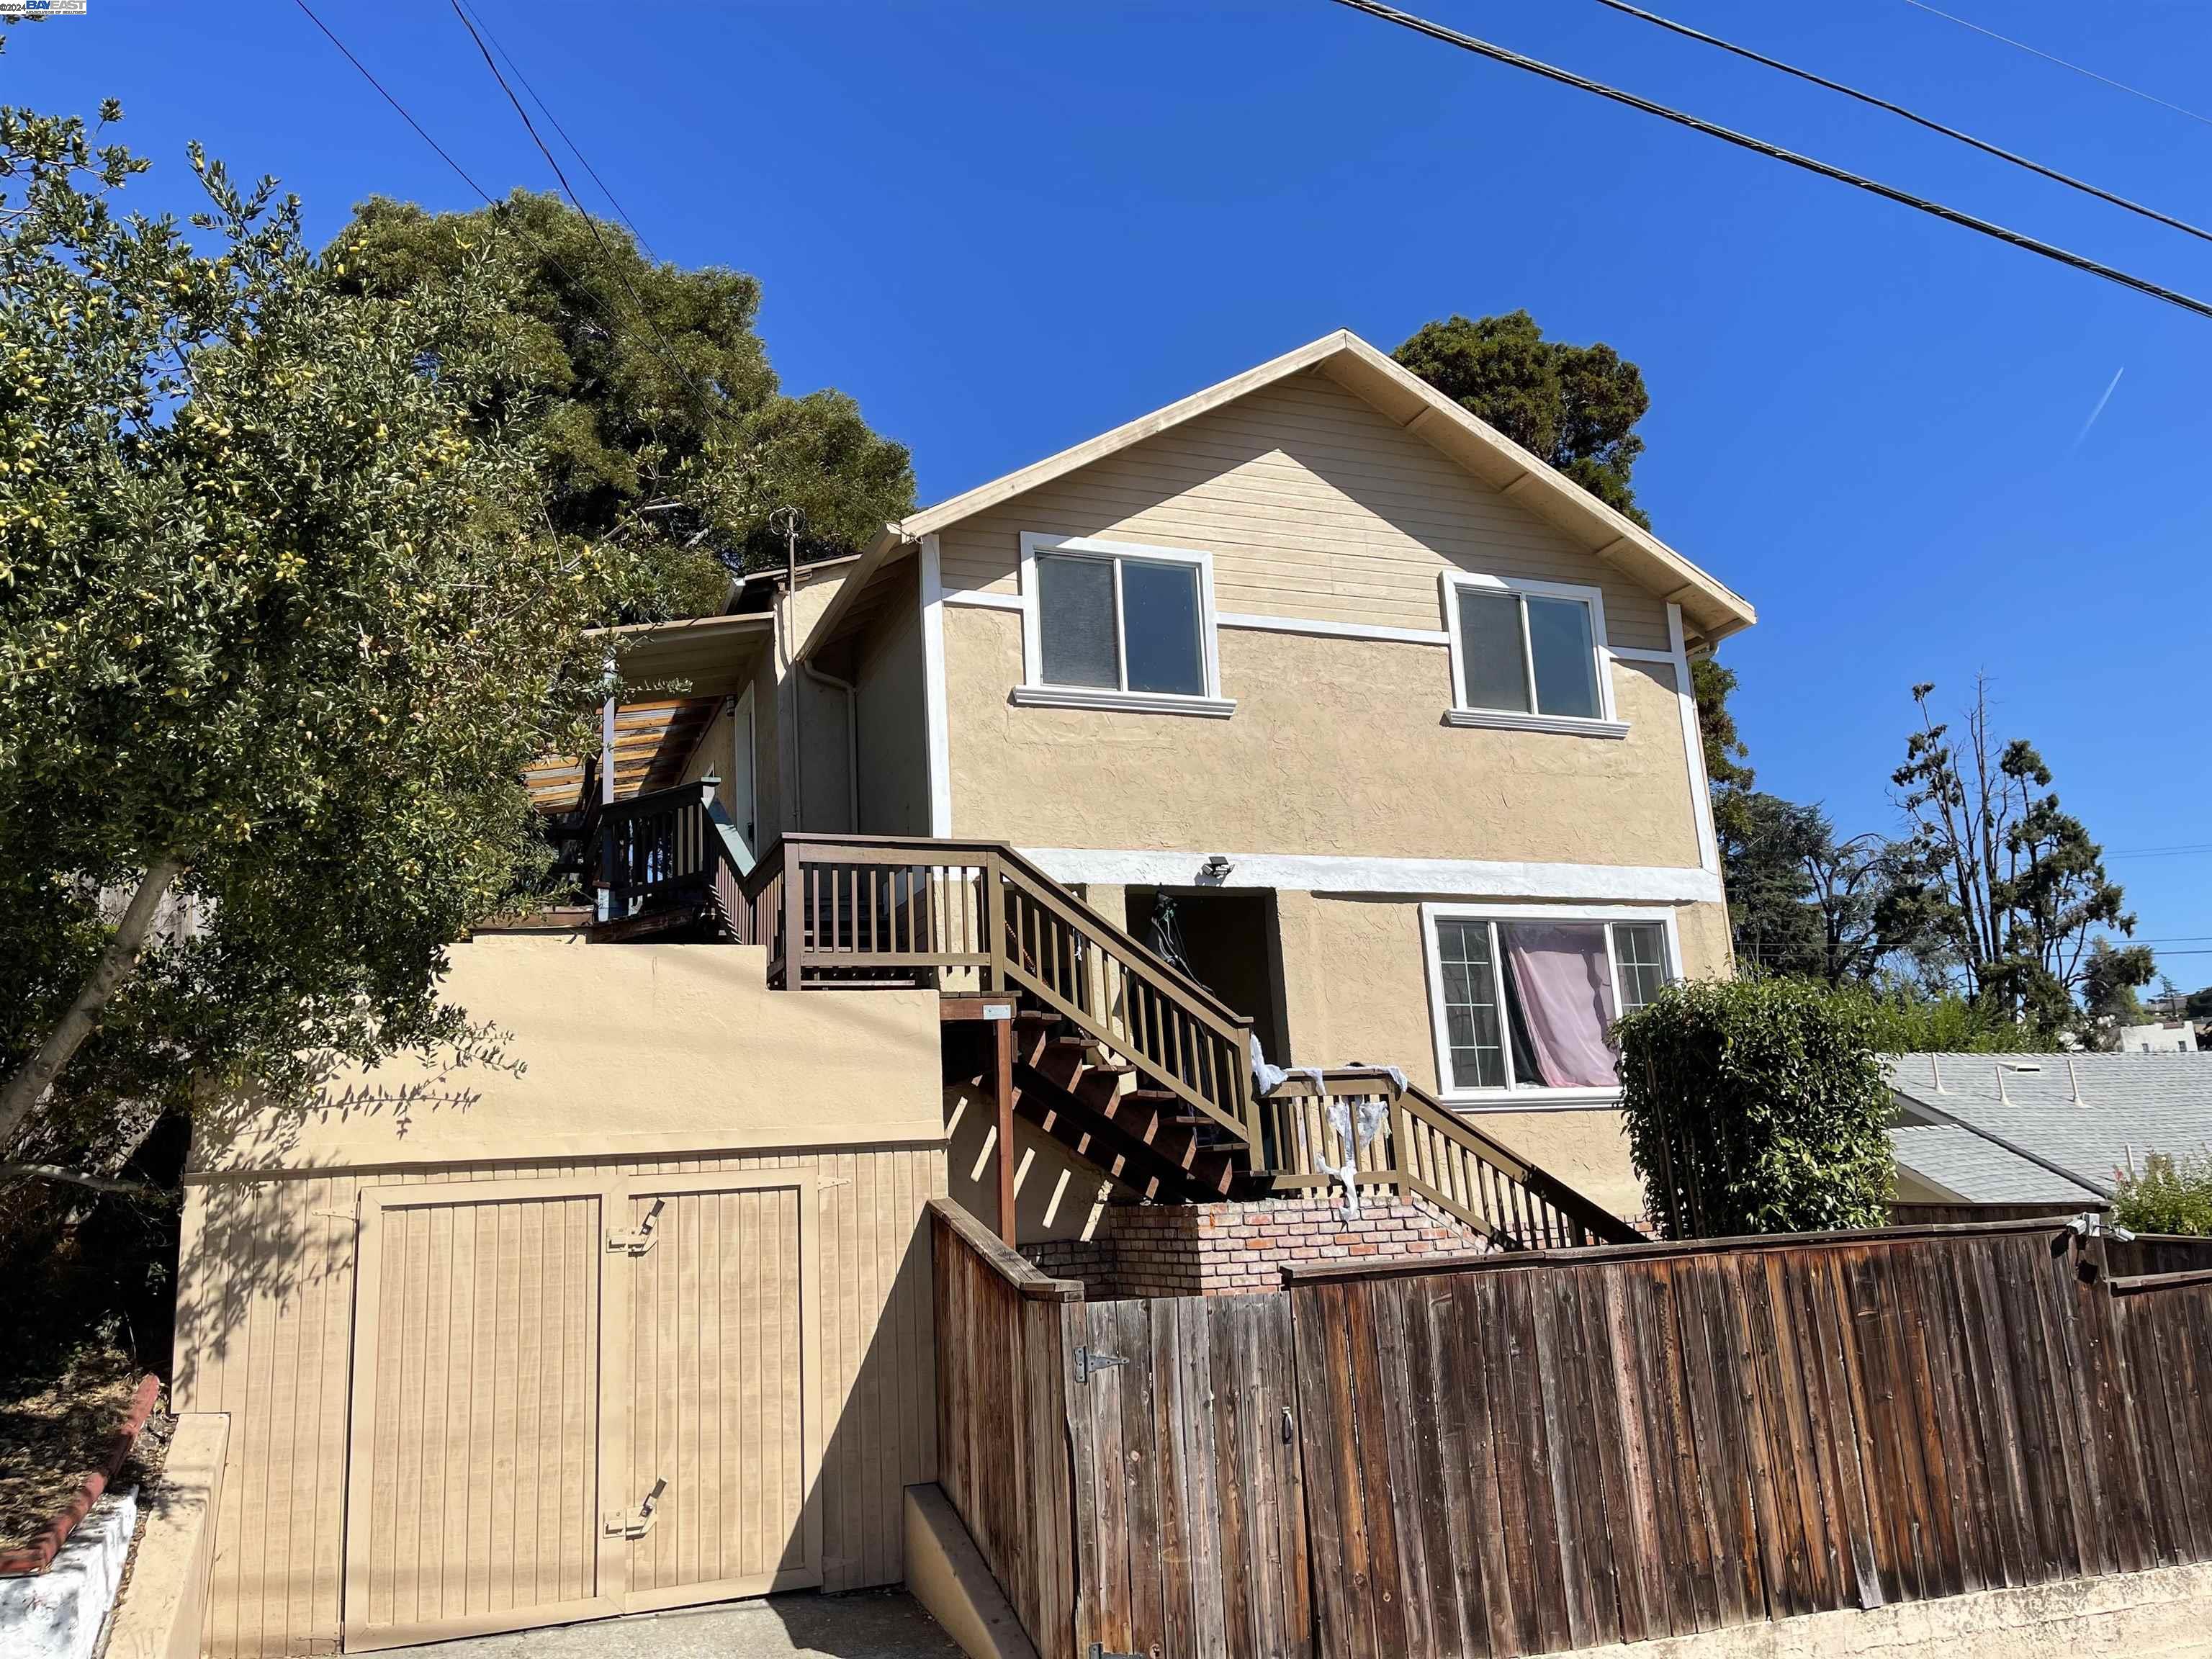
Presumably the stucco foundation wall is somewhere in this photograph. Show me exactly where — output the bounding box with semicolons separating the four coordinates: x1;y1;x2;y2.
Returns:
192;937;944;1173
1022;1194;1478;1298
945;605;1705;869
105;1413;228;1659
1566;1559;2212;1659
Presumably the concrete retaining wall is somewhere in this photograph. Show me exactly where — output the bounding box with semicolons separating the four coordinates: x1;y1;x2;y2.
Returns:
0;1488;138;1659
104;1413;228;1659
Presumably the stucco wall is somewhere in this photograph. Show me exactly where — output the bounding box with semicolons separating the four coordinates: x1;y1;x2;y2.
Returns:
943;606;1704;868
192;936;944;1174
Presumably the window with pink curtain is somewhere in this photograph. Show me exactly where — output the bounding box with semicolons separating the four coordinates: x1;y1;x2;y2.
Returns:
1498;922;1620;1089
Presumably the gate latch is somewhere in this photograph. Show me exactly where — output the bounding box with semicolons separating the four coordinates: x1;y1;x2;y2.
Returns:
1074;1346;1128;1385
605;1478;667;1540
1088;1645;1145;1659
607;1197;667;1256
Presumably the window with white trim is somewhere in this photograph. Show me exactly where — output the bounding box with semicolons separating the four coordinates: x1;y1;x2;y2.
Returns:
1016;534;1231;715
1441;572;1623;735
1424;905;1676;1102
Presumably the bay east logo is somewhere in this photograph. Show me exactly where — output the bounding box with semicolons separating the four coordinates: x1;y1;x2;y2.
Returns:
0;0;89;12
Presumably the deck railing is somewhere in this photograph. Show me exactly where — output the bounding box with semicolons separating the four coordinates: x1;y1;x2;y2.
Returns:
1253;1067;1643;1248
591;778;754;936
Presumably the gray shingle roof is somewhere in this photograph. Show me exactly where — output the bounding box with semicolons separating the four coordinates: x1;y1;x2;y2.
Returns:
1889;1123;2100;1204
1885;1052;2212;1202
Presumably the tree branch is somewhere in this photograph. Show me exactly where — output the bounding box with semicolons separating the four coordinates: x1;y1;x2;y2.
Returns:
0;1163;160;1197
0;854;187;1154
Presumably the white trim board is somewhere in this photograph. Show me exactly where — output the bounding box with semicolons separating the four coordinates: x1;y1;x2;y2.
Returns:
920;534;953;837
1216;611;1450;647
940;588;1025;613
1668;603;1722;876
1017;846;1723;903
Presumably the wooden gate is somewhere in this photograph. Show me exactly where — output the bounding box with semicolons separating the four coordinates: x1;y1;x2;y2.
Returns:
342;1174;817;1650
1065;1295;1313;1659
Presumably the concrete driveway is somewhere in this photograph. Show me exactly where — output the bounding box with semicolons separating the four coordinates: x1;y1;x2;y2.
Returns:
391;1592;963;1659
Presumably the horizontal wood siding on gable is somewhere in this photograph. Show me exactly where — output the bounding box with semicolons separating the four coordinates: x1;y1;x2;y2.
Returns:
935;372;1673;652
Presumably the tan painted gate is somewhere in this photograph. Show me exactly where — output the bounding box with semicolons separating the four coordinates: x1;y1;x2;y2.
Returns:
341;1174;819;1651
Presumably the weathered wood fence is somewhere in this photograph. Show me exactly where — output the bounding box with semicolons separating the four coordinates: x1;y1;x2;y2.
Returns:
929;1202;2212;1659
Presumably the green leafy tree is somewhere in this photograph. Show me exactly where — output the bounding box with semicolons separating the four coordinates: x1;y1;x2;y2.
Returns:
1889;678;2150;1037
329;193;914;614
1616;977;1895;1237
1394;310;1653;525
1691;655;1753;791
0;102;648;1192
1840;981;2052;1053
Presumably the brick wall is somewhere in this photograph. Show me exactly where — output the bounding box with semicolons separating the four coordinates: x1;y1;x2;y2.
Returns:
1021;1192;1484;1298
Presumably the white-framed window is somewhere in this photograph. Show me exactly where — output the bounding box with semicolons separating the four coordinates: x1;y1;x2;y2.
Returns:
1440;571;1627;737
1421;902;1679;1106
1012;533;1234;717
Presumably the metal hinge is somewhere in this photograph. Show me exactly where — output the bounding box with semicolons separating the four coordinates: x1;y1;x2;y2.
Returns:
607;1197;667;1256
1088;1645;1144;1659
1074;1346;1128;1385
604;1477;666;1539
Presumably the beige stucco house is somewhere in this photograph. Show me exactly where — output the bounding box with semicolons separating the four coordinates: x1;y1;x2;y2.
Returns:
786;329;1751;1215
170;328;1753;1656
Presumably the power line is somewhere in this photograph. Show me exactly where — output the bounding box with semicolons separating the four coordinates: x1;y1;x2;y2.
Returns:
1899;0;2212;132
289;0;494;205
1585;0;2212;249
451;0;658;261
1328;0;2212;323
446;0;712;410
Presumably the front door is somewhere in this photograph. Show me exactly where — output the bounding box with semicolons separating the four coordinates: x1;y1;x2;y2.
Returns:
341;1173;819;1650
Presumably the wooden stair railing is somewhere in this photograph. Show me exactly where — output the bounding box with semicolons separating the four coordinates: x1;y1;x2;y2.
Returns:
1253;1068;1643;1249
741;835;1254;1146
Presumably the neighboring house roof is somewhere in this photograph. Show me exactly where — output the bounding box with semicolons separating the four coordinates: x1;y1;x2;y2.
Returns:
1889;1123;2101;1205
1885;1051;2212;1203
800;328;1758;662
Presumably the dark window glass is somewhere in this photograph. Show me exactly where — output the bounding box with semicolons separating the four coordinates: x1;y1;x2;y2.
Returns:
1456;588;1530;712
1436;920;1506;1089
1527;595;1600;718
1120;559;1204;696
1037;554;1118;688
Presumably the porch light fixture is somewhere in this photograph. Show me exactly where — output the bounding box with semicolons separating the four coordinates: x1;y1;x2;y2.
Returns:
1199;854;1233;884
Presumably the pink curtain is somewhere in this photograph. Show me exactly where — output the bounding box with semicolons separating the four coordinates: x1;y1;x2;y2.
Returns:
1502;923;1619;1088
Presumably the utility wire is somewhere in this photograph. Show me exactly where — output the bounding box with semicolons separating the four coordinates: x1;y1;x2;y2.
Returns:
289;0;495;204
1900;0;2212;132
446;0;714;409
1586;0;2212;248
452;0;658;261
1328;0;2212;324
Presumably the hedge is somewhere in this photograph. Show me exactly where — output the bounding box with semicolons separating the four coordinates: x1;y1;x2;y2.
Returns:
1616;976;1894;1238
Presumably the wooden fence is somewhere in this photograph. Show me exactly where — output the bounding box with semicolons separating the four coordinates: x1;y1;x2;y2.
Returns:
930;1204;2212;1659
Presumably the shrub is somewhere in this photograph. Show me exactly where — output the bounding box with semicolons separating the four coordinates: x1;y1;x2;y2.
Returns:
2113;1150;2212;1236
1616;977;1895;1238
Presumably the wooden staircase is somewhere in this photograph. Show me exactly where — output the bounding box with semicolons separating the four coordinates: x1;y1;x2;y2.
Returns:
580;801;1642;1251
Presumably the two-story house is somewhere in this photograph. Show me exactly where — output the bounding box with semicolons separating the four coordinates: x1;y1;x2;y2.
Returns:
760;328;1749;1218
171;329;1753;1655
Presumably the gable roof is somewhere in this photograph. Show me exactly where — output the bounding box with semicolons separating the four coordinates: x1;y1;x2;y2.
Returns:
801;328;1757;662
1886;1051;2212;1202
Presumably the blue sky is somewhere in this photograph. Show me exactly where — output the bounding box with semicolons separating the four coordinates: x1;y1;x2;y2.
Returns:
11;1;2211;984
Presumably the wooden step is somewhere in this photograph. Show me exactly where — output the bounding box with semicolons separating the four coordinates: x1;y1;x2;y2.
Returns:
1009;1061;1238;1200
